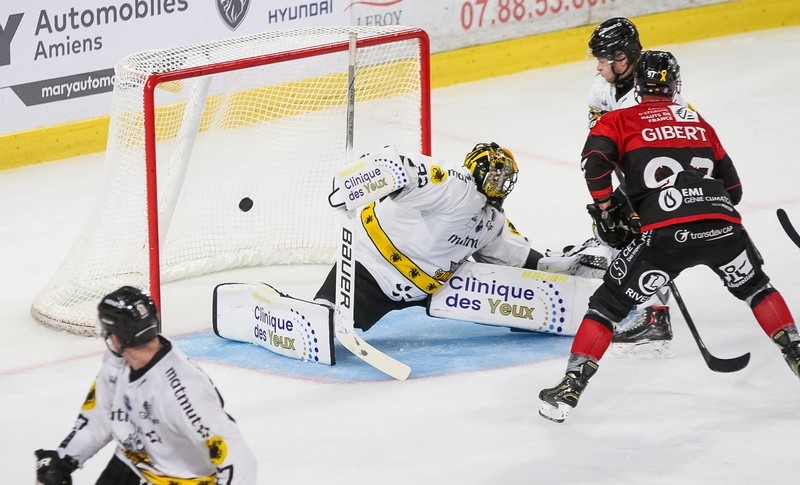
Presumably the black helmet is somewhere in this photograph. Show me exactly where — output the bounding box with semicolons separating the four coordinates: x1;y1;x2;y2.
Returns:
97;286;159;355
635;50;681;98
589;17;642;62
464;142;518;208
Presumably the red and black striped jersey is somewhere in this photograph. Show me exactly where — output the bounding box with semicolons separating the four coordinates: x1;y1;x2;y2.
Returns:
581;98;743;231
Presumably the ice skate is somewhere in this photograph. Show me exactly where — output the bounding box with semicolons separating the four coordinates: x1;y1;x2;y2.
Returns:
611;305;673;358
772;328;800;379
538;360;598;423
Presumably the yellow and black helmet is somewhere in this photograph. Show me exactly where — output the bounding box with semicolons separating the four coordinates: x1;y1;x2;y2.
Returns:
463;142;518;208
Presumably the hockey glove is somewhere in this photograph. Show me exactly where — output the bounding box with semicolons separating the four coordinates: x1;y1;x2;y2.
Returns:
35;449;78;485
586;195;638;249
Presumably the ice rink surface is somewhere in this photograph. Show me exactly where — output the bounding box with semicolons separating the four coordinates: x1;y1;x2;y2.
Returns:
3;26;800;484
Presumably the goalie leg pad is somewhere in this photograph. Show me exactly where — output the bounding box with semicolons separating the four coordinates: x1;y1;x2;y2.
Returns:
213;283;335;365
427;261;602;336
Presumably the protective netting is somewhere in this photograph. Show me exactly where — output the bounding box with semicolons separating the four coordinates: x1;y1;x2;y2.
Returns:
32;26;430;335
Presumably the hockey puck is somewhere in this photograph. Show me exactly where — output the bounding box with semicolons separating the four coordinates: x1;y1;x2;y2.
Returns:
238;197;253;212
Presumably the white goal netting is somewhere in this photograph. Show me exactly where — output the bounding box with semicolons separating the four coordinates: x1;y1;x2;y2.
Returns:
32;26;431;335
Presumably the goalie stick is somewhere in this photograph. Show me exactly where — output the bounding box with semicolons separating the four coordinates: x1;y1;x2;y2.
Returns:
777;208;800;249
332;32;411;381
668;281;750;373
612;168;749;372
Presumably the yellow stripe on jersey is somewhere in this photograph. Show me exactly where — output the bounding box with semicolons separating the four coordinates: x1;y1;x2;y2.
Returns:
361;202;442;295
139;469;215;485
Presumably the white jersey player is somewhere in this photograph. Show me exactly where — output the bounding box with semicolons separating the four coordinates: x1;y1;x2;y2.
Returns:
587;17;689;129
35;286;257;485
315;142;542;331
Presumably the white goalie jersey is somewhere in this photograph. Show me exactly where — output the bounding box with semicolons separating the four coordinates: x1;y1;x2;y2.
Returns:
57;340;257;484
353;151;532;302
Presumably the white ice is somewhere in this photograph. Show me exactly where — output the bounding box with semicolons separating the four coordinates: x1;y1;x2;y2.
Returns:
3;26;800;484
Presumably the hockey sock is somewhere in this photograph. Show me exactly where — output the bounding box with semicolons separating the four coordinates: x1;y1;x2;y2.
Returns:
571;317;614;362
752;291;796;338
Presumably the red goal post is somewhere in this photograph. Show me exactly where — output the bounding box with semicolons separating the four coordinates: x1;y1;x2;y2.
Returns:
32;26;431;336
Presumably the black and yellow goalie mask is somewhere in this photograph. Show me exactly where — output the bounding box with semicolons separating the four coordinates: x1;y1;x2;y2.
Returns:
463;142;518;208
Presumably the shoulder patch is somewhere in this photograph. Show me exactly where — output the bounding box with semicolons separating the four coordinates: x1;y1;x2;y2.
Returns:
430;165;447;184
207;435;228;466
670;104;699;122
81;381;97;411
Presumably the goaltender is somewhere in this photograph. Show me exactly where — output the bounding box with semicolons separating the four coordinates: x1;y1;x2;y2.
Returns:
315;142;543;330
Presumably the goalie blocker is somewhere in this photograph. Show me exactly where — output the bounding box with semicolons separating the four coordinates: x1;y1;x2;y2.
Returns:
328;145;409;210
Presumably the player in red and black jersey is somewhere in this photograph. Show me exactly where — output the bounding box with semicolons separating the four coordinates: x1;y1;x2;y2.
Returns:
538;50;799;423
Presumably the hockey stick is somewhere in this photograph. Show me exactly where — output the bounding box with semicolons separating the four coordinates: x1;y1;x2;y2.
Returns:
777;208;800;249
668;281;750;373
332;32;411;381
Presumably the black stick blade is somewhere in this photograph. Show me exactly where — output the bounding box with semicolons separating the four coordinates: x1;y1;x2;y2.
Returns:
777;208;800;249
704;351;751;373
668;281;750;373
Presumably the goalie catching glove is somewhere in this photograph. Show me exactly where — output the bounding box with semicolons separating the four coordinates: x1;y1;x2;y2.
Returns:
328;145;409;210
35;449;78;485
586;194;640;249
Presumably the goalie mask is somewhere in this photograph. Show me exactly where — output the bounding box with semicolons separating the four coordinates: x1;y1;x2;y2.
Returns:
464;142;518;208
634;50;681;98
97;286;160;356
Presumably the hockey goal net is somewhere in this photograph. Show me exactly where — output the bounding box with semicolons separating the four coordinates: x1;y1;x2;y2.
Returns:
32;26;431;335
